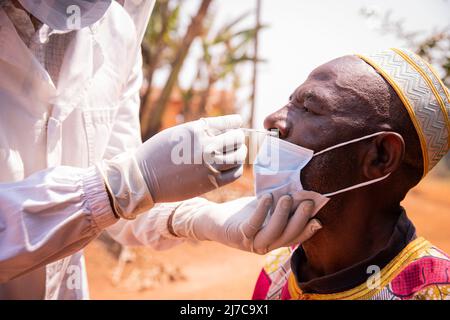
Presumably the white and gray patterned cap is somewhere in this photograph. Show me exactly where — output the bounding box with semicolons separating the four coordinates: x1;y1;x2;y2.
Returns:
358;48;450;177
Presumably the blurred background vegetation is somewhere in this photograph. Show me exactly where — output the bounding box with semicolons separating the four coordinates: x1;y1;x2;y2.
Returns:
139;0;265;140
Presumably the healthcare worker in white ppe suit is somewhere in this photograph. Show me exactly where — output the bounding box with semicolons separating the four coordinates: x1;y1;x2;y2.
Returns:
0;0;321;299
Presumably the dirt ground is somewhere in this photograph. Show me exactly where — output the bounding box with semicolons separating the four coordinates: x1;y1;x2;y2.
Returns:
85;169;450;299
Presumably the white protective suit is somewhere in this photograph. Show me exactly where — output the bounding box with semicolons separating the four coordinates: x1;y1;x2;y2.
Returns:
0;0;191;299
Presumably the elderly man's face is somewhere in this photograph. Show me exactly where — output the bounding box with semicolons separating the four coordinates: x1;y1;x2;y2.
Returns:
264;56;391;195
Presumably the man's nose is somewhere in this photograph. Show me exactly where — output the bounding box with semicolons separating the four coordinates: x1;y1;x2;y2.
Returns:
263;108;290;139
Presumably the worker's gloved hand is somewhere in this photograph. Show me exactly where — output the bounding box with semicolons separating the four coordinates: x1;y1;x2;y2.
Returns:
135;114;246;203
170;191;330;254
98;115;246;220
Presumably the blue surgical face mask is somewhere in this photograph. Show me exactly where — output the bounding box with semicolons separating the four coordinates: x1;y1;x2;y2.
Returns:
253;131;395;204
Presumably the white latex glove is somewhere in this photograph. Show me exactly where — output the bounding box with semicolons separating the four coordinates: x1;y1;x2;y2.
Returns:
170;191;330;254
99;115;246;219
135;114;246;203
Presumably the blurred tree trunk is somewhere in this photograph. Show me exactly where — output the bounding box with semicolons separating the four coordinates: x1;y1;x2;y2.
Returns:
181;66;202;121
249;0;262;128
197;75;216;117
142;0;213;140
140;0;174;137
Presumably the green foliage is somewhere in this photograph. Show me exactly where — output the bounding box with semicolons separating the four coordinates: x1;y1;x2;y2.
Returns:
139;0;264;133
180;8;266;120
142;0;182;72
360;7;450;172
360;7;450;86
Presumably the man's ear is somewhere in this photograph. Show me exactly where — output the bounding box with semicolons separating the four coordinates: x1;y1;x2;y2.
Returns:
362;132;405;179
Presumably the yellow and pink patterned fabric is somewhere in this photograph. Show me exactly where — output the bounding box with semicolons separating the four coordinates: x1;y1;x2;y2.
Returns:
252;237;450;300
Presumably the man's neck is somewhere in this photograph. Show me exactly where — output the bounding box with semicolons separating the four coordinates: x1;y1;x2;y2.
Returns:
297;191;400;282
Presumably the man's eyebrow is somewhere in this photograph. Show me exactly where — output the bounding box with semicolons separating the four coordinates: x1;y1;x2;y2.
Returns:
306;89;329;103
304;89;333;113
289;89;327;107
289;89;302;101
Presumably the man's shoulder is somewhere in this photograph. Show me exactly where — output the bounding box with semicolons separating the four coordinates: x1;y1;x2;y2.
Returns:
252;247;295;300
263;247;294;275
389;240;450;299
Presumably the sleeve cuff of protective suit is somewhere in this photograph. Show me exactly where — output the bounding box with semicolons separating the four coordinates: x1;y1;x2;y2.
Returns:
97;152;155;220
83;166;119;231
152;202;185;240
171;197;214;240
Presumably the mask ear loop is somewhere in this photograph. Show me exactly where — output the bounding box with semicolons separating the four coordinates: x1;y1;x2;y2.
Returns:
323;172;391;197
313;131;397;197
313;131;390;157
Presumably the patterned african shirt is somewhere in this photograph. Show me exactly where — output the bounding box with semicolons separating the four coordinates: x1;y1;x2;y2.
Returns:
253;213;450;300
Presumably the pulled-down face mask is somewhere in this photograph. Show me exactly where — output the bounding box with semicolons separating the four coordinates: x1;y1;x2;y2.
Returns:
253;131;395;214
18;0;112;31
